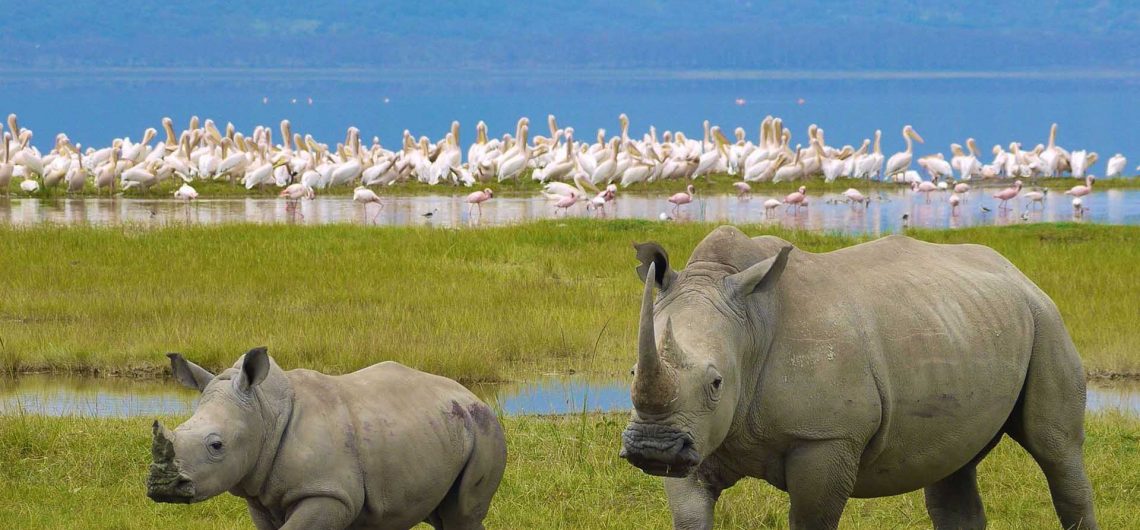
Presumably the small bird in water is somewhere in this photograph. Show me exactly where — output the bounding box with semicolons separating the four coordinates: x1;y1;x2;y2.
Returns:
421;208;440;219
981;206;992;214
901;213;909;229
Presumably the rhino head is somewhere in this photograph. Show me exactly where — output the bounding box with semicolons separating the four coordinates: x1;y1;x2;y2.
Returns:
620;236;791;478
147;347;289;504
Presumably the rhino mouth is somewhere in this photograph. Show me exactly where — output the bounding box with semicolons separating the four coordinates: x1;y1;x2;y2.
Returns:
619;423;701;478
146;466;197;504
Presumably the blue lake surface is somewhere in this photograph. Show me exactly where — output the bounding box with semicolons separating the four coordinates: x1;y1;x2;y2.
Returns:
2;376;1136;418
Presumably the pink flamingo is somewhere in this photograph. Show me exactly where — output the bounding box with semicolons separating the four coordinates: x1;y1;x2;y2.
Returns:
353;186;384;222
911;180;938;203
783;186;807;214
1064;175;1095;198
1023;189;1047;210
763;198;781;218
465;188;494;216
992;179;1023;210
842;188;869;208
668;184;695;214
733;181;751;199
554;191;581;215
586;186;617;216
949;193;961;216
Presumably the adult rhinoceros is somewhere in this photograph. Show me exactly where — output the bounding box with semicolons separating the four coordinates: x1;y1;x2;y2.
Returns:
147;347;506;530
620;226;1096;530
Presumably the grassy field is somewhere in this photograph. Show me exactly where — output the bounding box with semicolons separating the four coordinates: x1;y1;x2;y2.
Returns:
1;412;1137;528
0;221;1136;382
7;172;1140;199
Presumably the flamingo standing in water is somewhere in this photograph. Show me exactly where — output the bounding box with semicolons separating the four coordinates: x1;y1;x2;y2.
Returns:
1064;175;1094;198
353;186;384;222
992;180;1023;210
953;182;971;202
911;179;938;203
668;185;695;214
466;188;494;216
1023;189;1048;210
553;191;581;215
948;193;961;216
783;186;807;214
763;198;781;218
1072;197;1088;217
842;188;869;208
733;181;751;199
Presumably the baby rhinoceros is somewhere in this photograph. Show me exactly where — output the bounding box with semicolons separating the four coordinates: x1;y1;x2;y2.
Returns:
147;347;506;530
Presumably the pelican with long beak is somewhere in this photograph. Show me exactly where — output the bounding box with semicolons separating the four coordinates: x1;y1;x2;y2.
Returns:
884;125;924;182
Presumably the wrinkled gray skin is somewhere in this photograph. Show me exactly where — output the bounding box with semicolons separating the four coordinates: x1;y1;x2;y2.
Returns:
621;226;1097;530
147;347;506;530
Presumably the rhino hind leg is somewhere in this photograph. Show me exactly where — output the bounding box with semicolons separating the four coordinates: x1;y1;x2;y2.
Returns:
924;430;1002;529
429;410;507;529
1005;306;1098;529
923;463;987;529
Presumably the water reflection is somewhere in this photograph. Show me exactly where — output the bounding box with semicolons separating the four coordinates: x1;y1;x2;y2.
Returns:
2;375;1136;418
0;187;1137;235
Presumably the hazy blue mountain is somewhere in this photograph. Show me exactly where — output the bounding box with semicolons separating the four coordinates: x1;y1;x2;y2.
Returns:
2;1;1138;74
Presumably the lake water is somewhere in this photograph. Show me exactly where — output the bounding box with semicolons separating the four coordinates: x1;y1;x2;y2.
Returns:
4;76;1139;165
1;188;1136;235
2;375;1136;418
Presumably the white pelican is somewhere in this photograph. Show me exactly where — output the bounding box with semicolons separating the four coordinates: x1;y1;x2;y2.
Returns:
1105;154;1126;178
885;125;924;181
496;124;529;182
174;183;199;201
855;130;883;180
590;138;620;185
918;154;953;183
0;130;12;194
772;145;804;182
20;176;39;194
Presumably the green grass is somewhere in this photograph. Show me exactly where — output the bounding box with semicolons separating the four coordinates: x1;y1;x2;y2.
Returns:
0;221;1137;381
9;172;1140;199
1;413;1137;529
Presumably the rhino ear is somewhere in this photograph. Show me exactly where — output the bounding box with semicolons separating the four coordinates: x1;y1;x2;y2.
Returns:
725;246;792;298
633;241;677;291
166;353;214;393
236;347;271;393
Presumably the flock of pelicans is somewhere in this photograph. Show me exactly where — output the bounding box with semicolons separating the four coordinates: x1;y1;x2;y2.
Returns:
0;113;1129;220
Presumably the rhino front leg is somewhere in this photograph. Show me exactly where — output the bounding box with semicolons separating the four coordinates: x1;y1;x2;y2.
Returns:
784;440;861;530
279;497;355;530
664;475;722;530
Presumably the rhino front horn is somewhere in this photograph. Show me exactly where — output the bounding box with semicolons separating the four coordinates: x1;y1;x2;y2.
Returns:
147;420;196;503
632;263;676;414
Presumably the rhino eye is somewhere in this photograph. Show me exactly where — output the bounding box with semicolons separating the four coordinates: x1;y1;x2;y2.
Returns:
210;441;224;452
712;377;723;390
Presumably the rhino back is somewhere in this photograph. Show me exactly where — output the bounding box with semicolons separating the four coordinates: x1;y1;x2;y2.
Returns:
754;236;1047;497
270;362;497;527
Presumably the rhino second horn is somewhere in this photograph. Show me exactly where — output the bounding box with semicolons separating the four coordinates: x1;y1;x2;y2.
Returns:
633;263;676;414
151;420;176;463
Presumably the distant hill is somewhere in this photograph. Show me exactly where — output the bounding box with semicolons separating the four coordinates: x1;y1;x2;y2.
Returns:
2;1;1138;75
